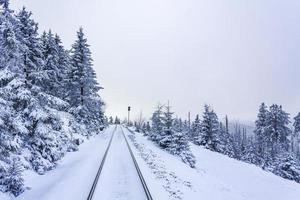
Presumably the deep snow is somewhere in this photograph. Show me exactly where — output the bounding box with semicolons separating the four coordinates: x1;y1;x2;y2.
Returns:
124;127;300;200
2;125;300;200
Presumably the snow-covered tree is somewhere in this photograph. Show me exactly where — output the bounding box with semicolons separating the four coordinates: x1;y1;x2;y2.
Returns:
266;104;291;160
197;105;220;151
159;103;174;149
54;34;72;100
69;28;105;134
1;159;24;196
0;2;26;180
254;103;268;164
218;121;235;157
0;3;106;195
293;113;300;158
150;104;164;142
242;137;260;165
16;7;44;87
191;114;201;143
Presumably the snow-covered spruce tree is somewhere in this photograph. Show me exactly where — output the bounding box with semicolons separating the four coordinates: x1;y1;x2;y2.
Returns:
265;104;291;161
68;27;105;135
1;159;24;196
293;113;300;160
254;103;268;165
218;121;235;158
14;8;79;174
159;103;174;149
242;137;261;165
16;7;44;86
197;105;221;152
40;30;70;97
161;104;195;167
54;34;72;100
0;3;27;194
191;114;201;144
150;104;164;142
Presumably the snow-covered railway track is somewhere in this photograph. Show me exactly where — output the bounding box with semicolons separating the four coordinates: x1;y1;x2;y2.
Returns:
86;125;153;200
87;125;117;200
120;126;153;200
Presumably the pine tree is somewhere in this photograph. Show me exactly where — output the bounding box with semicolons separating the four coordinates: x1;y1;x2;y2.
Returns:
39;30;61;95
0;3;105;195
13;10;77;174
153;103;196;168
266;104;291;160
159;102;174;149
16;7;44;87
242;137;260;165
0;2;26;178
2;159;24;196
150;104;164;142
254;103;268;164
54;34;72;100
232;123;243;159
197;105;220;151
191;114;201;144
293;113;300;158
219;121;235;157
69;28;105;134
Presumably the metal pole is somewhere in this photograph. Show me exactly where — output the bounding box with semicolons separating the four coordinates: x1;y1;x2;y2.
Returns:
128;106;131;125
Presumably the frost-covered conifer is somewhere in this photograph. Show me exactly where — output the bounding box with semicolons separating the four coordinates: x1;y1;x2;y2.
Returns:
197;105;220;151
159;103;174;149
254;103;268;164
2;159;24;196
219;121;235;157
69;28;105;134
150;104;164;142
266;104;291;160
292;113;300;158
191;114;201;144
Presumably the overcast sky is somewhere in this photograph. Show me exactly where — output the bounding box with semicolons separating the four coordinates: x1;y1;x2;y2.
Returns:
11;0;300;122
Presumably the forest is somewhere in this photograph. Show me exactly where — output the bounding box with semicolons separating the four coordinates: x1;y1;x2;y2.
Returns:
0;1;105;196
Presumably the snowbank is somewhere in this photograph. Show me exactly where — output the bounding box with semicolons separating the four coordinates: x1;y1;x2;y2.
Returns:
124;128;300;200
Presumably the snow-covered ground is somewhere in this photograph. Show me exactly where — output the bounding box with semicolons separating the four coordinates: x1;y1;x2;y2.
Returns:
1;126;114;200
2;125;300;200
124;127;300;200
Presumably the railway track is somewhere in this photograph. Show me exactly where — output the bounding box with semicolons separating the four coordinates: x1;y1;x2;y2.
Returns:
87;125;117;200
86;125;153;200
120;126;153;200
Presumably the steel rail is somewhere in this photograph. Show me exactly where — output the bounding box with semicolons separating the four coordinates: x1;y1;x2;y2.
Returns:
120;126;154;200
87;125;117;200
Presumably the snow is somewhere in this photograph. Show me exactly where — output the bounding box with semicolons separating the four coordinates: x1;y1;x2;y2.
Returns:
93;126;147;200
0;126;113;200
123;127;300;200
2;125;300;200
